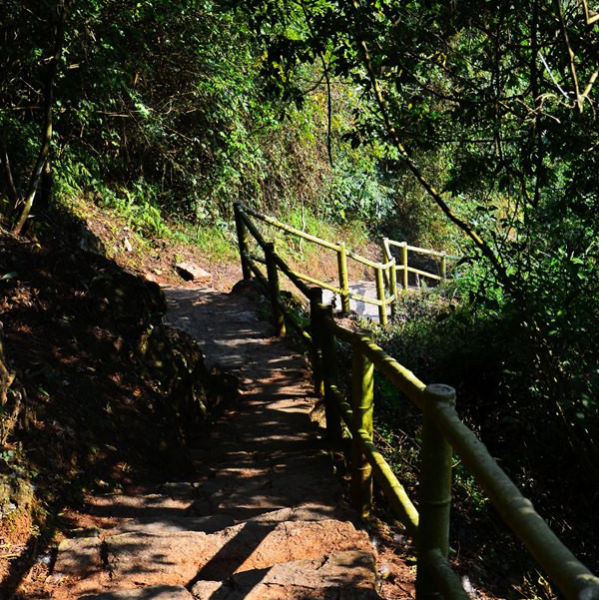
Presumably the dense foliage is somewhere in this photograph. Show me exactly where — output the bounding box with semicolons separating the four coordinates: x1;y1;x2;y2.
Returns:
0;0;397;236
232;0;599;483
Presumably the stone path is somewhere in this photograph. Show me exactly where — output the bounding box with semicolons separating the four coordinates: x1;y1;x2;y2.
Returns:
48;285;382;599
322;281;387;323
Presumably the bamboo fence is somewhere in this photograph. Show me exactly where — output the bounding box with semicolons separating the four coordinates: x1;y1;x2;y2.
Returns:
233;201;599;600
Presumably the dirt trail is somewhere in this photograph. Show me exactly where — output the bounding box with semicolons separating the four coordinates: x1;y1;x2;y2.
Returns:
41;284;384;599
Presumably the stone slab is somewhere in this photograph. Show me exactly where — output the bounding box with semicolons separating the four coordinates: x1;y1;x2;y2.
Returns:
175;263;211;284
191;550;381;600
105;519;372;586
79;585;194;599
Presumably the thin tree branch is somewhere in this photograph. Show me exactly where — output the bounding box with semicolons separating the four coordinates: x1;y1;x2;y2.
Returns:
0;135;18;206
555;0;583;112
580;0;599;24
581;68;599;102
12;0;72;235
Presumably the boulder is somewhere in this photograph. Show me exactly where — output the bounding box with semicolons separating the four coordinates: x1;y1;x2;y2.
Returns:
175;263;211;284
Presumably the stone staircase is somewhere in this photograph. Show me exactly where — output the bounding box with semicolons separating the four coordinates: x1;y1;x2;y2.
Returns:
48;285;382;599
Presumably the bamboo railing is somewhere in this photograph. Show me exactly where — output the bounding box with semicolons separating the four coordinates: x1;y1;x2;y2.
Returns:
233;201;599;600
237;203;397;325
383;237;453;289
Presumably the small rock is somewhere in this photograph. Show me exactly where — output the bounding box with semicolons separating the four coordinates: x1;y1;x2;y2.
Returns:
175;262;211;284
36;553;52;565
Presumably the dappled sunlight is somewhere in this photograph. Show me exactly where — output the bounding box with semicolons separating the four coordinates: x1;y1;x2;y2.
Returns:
7;276;382;598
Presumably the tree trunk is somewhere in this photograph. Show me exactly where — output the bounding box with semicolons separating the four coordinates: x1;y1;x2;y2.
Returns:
12;0;71;235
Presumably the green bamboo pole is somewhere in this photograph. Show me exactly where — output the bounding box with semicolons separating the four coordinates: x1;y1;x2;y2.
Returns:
243;203;341;251
416;384;456;600
309;287;324;397
429;400;599;600
375;265;387;326
265;242;286;337
233;202;252;280
357;427;419;535
351;330;374;518
424;549;470;600
390;258;398;319
338;242;351;313
401;242;409;290
320;304;343;442
441;252;447;281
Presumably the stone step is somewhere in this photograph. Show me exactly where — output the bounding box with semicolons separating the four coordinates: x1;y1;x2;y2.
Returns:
107;514;235;537
191;486;342;522
80;584;193;599
191;550;382;600
85;493;193;519
190;465;342;517
103;518;373;588
55;515;372;594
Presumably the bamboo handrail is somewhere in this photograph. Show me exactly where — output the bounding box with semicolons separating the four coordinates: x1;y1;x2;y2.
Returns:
326;319;427;406
389;242;446;258
237;202;397;321
429;400;599;600
386;238;457;260
384;237;456;286
239;208;270;250
243;203;342;252
331;383;420;535
347;249;394;270
270;252;313;298
292;271;344;296
407;266;443;281
232;201;599;600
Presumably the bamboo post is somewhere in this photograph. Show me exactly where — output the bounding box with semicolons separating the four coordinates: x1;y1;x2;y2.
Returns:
338;242;351;313
233;202;252;281
309;287;324;397
401;242;409;290
441;252;447;281
351;330;374;519
416;384;456;600
320;304;343;442
375;265;387;326
390;258;398;320
265;242;285;337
